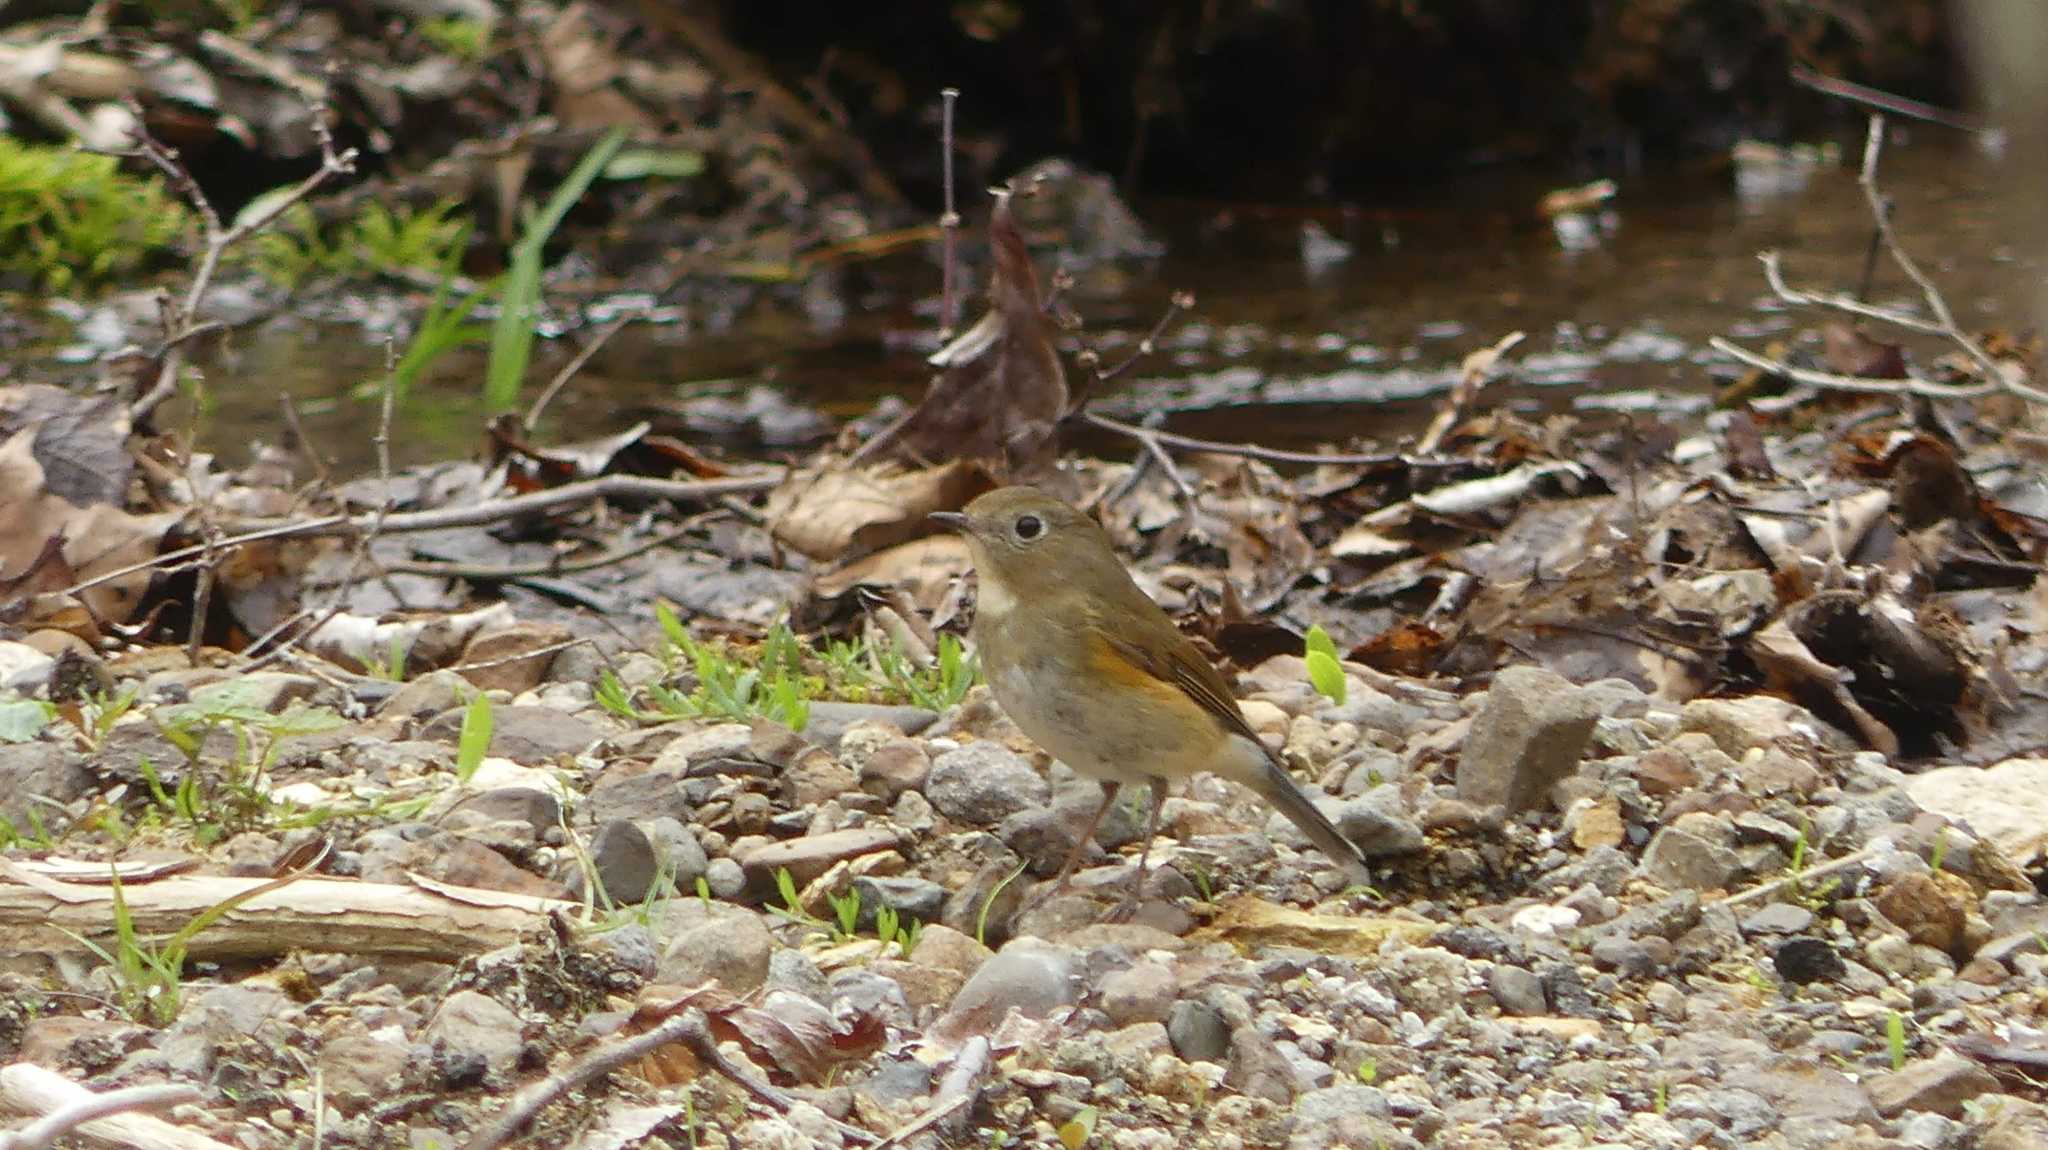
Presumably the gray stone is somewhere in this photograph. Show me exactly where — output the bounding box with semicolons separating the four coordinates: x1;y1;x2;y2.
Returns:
581;923;658;982
581;819;661;905
828;966;915;1030
1455;666;1601;811
1488;964;1546;1016
733;827;902;888
1334;789;1426;857
1864;1054;2000;1118
803;703;939;749
1681;695;1834;756
1226;1022;1300;1104
314;1024;410;1113
642;817;710;890
1742;902;1816;935
651;902;774;993
1897;1112;1968;1150
420;991;523;1083
377;670;472;721
585;760;691;825
927;939;1080;1045
189;672;335;715
445;787;562;837
767;948;832;1003
0;742;92;827
851;875;948;926
925;743;1049;824
1724;1059;1877;1124
856;738;931;800
1097;961;1176;1026
422;705;603;762
1641;813;1743;892
1166;999;1230;1063
0;642;54;692
704;857;746;899
1667;1087;1778;1137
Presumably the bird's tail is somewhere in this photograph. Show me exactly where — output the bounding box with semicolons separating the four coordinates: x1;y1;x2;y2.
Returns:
1249;755;1375;887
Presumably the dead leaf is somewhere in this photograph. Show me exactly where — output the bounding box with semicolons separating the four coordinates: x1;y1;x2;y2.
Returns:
856;187;1068;476
769;460;995;562
0;431;178;627
1822;323;1906;379
538;3;654;130
1190;895;1436;956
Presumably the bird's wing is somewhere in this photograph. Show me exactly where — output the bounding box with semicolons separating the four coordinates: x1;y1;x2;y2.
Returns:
1095;624;1268;752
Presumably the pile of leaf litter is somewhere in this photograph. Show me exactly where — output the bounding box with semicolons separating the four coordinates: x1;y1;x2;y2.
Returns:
5;103;2048;1150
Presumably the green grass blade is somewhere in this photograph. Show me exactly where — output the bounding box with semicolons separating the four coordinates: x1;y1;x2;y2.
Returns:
485;127;628;411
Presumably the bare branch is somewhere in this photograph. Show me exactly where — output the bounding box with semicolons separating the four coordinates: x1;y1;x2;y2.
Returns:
525;310;641;431
1757;250;1948;337
128;87;359;424
1851;113;2048;404
54;473;780;603
0;1080;203;1150
1708;336;1993;399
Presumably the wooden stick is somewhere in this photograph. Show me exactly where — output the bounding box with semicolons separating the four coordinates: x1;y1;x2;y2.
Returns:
0;872;574;963
0;1065;226;1150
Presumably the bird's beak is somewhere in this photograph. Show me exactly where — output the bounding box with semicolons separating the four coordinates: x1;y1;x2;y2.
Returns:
928;511;970;532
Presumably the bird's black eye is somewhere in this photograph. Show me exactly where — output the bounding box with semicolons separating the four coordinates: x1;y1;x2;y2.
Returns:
1014;514;1043;541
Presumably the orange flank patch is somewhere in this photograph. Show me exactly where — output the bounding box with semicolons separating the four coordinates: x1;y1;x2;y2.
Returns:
1085;632;1208;720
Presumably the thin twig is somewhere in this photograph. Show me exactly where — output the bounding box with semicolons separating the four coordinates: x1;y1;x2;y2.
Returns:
1708;336;1992;400
126;85;358;424
1851;113;2048;403
1790;64;1991;134
525;310;641;431
1758;249;1945;336
0;1082;203;1150
458;1009;699;1150
1128;410;1196;512
939;87;961;341
55;474;778;602
277;394;332;490
438;637;588;677
380;519;711;579
872;1095;973;1150
1080;412;1470;469
1712;843;1883;907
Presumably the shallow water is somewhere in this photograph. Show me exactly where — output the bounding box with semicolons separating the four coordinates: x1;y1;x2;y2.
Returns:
203;127;2037;476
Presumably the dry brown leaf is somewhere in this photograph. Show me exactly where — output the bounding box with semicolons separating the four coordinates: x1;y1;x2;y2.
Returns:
1189;895;1436;957
0;430;179;627
538;3;654;130
769;459;995;562
856;188;1068;476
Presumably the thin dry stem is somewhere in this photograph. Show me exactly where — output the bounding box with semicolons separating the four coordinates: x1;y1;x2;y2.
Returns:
524;311;640;430
1708;336;1993;400
54;474;778;603
126;86;359;424
938;87;962;340
1733;113;2048;405
0;1082;202;1150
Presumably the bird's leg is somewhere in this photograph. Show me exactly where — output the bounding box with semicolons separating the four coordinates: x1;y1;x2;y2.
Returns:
1105;778;1168;923
1049;780;1120;891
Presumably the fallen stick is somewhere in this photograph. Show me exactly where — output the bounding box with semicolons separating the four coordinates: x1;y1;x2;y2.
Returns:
0;1065;223;1150
56;472;780;602
0;871;574;963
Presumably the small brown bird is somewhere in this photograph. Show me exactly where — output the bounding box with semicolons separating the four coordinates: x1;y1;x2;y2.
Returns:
931;486;1372;908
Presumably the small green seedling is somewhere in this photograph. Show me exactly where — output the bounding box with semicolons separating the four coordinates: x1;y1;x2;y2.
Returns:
1305;625;1346;705
1887;1012;1907;1071
455;692;493;781
1056;1105;1098;1150
828;887;862;941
